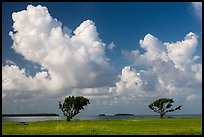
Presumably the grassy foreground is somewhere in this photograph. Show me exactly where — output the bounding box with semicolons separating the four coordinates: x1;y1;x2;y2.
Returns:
2;117;202;135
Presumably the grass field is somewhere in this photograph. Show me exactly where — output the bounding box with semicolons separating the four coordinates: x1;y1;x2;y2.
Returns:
2;117;202;135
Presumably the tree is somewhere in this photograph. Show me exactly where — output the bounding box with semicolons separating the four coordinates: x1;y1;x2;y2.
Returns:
148;98;182;118
59;96;90;122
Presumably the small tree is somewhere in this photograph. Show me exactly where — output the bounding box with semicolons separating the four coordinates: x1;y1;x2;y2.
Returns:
148;98;182;118
59;96;90;122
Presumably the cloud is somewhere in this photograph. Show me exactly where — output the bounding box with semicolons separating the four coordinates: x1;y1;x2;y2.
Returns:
186;94;201;102
192;2;202;19
122;50;140;59
128;32;200;77
193;55;200;61
3;5;117;99
165;32;198;71
107;42;116;50
109;66;143;96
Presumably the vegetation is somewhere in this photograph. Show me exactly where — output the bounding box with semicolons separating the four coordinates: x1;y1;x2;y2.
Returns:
2;113;59;117
148;98;182;118
2;117;202;135
59;96;90;122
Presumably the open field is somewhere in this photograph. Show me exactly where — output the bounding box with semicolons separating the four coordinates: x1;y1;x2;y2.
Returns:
2;117;202;135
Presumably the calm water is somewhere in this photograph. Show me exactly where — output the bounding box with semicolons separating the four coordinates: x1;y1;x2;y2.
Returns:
2;114;202;122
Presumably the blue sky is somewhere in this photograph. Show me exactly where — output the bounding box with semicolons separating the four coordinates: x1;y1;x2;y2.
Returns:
2;2;202;115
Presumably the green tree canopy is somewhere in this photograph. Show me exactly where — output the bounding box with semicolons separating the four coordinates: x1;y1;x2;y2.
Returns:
148;98;182;118
59;96;90;122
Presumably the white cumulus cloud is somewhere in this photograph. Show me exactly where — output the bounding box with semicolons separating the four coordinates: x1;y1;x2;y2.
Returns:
3;5;117;99
165;32;198;71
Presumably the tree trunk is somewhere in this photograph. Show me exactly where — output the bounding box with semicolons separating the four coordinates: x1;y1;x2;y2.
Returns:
160;113;165;118
66;117;71;122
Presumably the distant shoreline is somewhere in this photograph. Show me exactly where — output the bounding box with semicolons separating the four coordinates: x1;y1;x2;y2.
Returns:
2;113;59;117
114;113;135;116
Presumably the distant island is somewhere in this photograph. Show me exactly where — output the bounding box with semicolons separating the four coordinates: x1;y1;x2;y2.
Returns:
98;114;106;116
2;113;59;117
114;113;135;116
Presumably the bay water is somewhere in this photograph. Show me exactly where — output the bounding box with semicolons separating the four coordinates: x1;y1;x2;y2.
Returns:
2;114;201;122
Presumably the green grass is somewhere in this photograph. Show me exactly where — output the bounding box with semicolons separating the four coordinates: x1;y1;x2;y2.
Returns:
2;117;202;135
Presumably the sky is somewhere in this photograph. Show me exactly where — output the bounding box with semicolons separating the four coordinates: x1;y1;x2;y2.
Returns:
2;2;202;116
